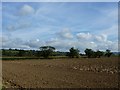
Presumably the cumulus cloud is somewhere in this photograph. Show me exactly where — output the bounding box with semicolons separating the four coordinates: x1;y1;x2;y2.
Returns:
45;38;79;51
94;34;107;42
96;40;118;52
76;32;92;40
57;28;73;39
19;4;35;16
45;37;98;52
2;37;24;49
1;31;118;52
76;32;117;52
2;37;46;50
24;39;45;49
76;32;108;43
2;37;30;49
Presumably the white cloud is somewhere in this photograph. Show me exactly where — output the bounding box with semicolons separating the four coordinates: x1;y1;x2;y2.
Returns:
25;39;44;49
94;34;107;42
96;40;118;52
75;32;118;52
19;4;35;16
45;38;98;52
2;38;44;50
2;31;118;52
76;32;92;40
101;25;118;36
57;28;73;39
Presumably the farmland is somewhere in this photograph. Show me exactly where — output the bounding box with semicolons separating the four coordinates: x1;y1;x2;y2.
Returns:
2;57;119;88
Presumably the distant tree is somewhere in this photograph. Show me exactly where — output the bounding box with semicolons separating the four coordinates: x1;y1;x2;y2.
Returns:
105;49;112;57
17;50;25;56
40;46;55;58
84;48;94;58
94;50;104;58
35;51;42;57
119;53;120;57
9;48;12;51
68;47;80;58
2;49;6;56
28;50;35;57
15;49;18;51
54;51;68;56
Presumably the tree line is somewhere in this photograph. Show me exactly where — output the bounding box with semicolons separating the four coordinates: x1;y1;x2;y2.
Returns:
1;46;115;59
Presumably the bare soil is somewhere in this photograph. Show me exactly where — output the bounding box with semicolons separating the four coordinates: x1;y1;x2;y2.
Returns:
2;57;119;88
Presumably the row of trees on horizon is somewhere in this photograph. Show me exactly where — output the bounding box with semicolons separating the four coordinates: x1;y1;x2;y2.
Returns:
1;46;115;59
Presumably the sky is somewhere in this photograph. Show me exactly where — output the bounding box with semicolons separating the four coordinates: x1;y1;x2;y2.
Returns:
1;2;119;52
1;0;120;2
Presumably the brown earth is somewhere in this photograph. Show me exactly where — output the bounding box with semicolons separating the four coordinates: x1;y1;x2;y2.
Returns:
2;57;119;88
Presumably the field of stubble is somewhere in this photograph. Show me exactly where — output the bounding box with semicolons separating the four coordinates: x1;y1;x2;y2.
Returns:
2;57;119;88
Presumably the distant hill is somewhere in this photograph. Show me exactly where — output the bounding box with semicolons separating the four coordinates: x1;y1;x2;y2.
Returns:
112;52;120;55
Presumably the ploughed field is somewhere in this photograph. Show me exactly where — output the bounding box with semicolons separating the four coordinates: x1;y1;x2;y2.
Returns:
2;57;119;88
